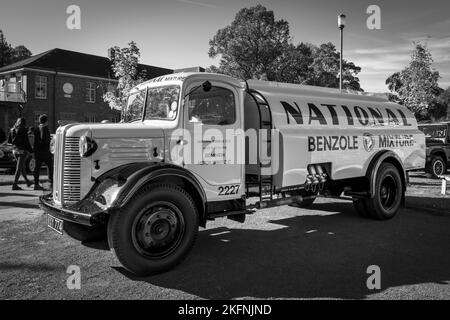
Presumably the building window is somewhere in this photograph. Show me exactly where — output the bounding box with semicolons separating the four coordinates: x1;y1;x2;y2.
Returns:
59;112;76;121
35;75;47;99
84;113;97;123
86;82;96;103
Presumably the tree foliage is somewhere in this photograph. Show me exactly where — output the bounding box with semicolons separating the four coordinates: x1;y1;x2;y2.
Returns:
208;5;363;91
103;41;148;120
306;43;362;91
0;30;32;67
428;87;450;121
386;43;441;118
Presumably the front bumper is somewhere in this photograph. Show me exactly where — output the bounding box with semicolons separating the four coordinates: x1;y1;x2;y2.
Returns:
39;194;108;226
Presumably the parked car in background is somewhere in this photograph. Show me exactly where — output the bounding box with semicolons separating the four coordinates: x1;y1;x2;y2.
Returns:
0;132;46;173
418;122;450;178
0;141;37;173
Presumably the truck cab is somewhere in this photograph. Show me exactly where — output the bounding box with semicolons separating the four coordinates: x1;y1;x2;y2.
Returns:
40;72;425;276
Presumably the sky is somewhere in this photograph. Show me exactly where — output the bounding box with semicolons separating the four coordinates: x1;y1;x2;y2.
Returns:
0;0;449;92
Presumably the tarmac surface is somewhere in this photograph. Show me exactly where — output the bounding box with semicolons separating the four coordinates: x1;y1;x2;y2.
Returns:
0;170;449;300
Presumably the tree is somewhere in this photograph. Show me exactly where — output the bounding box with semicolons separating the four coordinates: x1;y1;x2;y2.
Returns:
428;87;450;121
11;45;32;63
273;42;314;84
208;5;363;91
386;43;441;117
306;42;362;91
0;30;32;67
103;41;147;121
208;5;291;81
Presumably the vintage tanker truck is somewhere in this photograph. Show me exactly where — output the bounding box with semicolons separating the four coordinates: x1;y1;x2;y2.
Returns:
40;72;425;275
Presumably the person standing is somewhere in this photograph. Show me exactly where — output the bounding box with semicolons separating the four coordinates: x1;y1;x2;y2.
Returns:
8;118;33;190
33;114;53;190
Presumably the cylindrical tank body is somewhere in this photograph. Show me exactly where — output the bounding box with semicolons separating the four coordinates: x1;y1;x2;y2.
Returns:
246;80;425;189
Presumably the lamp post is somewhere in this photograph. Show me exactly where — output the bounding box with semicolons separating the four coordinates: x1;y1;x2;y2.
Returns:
338;14;346;91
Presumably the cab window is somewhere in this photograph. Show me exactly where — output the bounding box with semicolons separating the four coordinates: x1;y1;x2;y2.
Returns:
188;86;236;125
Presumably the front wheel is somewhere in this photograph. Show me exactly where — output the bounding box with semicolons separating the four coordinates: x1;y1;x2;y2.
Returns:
108;184;199;276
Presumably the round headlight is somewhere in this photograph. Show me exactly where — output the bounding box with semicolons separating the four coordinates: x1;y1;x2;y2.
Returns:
79;136;97;157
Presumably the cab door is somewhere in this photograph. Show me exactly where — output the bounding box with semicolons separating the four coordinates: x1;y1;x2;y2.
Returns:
182;81;244;201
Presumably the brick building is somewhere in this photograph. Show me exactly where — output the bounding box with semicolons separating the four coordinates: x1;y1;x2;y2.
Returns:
0;48;173;133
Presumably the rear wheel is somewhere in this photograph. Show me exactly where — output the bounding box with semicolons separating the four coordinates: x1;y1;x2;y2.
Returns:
365;163;403;220
108;184;199;276
429;156;446;179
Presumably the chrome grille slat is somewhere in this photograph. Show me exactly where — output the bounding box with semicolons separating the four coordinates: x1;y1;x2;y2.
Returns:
62;137;81;204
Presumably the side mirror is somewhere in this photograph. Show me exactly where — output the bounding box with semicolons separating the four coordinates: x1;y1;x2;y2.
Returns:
202;81;212;92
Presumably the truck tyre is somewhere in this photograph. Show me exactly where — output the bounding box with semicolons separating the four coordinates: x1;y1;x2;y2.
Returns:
108;184;199;276
353;199;369;218
64;222;107;243
365;163;403;220
429;155;446;179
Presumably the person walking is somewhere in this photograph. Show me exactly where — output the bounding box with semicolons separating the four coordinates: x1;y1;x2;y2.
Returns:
33;114;53;190
8;117;33;190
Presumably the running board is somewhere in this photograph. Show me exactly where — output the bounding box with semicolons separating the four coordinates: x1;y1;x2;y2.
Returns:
207;209;256;220
254;195;304;209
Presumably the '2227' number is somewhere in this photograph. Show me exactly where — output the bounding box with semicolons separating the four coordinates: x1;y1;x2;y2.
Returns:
218;185;240;196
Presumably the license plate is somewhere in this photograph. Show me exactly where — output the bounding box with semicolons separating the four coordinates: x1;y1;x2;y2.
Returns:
47;215;64;234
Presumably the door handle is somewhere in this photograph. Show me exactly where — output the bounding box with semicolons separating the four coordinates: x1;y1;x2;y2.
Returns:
177;139;188;145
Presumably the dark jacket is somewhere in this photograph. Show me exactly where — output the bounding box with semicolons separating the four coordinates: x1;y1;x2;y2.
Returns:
32;124;51;155
8;126;32;153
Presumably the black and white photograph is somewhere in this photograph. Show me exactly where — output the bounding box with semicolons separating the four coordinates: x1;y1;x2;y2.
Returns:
0;0;450;307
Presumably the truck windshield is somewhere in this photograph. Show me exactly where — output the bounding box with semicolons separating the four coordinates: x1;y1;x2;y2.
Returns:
144;85;180;121
419;125;448;140
125;85;180;122
125;89;146;122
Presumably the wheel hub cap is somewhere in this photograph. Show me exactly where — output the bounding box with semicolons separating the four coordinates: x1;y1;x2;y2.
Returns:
138;208;178;248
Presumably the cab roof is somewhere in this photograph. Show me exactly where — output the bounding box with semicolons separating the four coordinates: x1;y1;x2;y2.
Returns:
135;72;244;91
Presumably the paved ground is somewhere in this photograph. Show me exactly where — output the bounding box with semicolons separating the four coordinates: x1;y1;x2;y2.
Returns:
0;171;449;300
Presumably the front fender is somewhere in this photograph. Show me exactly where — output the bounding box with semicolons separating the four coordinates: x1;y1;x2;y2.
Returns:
84;162;207;224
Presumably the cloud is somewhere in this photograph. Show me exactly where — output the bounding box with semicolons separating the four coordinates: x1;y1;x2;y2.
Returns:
175;0;218;8
347;35;450;92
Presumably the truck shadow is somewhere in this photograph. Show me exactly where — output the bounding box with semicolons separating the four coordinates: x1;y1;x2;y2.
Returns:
113;202;450;299
0;201;39;209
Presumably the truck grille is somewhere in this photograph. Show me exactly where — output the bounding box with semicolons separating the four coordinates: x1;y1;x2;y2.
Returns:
53;131;63;204
63;137;81;203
